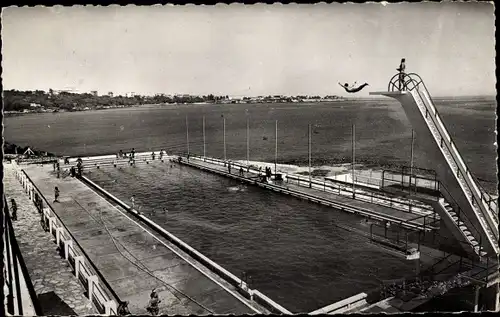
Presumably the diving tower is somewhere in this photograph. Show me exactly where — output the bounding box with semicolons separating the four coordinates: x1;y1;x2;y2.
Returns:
370;73;499;259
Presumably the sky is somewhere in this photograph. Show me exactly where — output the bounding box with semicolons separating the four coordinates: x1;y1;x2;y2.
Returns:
1;3;496;97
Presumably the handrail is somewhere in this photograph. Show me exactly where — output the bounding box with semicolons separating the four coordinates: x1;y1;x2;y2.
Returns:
409;79;498;208
19;170;121;314
180;155;431;231
415;79;498;223
287;174;435;215
3;195;43;315
437;181;485;256
392;74;499;245
390;73;498;229
184;153;435;216
410;88;499;245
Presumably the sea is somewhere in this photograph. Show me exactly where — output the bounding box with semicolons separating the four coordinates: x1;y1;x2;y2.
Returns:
4;97;497;312
4;98;497;187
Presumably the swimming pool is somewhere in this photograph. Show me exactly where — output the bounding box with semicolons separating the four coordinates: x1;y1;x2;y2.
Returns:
87;161;417;312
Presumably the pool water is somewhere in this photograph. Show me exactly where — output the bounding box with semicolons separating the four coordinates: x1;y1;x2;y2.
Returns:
87;162;418;312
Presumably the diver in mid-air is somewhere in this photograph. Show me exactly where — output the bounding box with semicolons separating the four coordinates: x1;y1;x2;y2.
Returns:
338;81;369;93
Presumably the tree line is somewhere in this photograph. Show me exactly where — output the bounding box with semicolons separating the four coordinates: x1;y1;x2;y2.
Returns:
4;89;342;112
3;89;231;112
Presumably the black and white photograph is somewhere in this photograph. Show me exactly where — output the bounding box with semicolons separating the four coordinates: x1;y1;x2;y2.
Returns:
2;2;498;315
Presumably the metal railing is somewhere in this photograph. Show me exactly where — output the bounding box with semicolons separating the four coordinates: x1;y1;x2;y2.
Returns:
184;153;437;219
416;81;498;223
15;168;120;315
437;182;486;257
12;156;59;165
390;73;498;233
179;154;436;231
388;73;498;254
411;87;499;253
381;166;440;194
3;195;43;316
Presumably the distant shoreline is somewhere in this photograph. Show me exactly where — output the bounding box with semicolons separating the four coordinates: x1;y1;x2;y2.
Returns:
3;99;351;116
4;95;496;117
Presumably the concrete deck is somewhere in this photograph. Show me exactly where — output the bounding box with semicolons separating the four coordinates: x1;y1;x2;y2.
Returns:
3;164;96;315
21;163;260;315
178;157;433;230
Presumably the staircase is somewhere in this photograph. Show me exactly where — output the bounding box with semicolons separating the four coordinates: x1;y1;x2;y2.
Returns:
371;73;499;257
437;198;487;257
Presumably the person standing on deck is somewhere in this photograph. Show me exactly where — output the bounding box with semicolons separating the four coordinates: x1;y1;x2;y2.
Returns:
151;151;155;160
131;195;135;211
397;58;406;91
146;289;161;315
131;148;136;158
54;187;60;203
10;198;17;221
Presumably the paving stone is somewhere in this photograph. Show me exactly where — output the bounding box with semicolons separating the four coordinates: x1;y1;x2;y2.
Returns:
4;166;97;316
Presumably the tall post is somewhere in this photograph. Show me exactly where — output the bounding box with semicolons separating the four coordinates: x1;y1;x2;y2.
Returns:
223;117;226;161
246;117;250;166
474;285;481;312
186;115;190;157
308;124;312;187
352;124;356;199
203;116;206;159
494;282;499;312
409;129;415;194
275;120;278;175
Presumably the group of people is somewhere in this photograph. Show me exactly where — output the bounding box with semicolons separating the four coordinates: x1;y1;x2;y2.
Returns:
150;149;166;161
117;289;161;316
117;148;167;165
263;166;273;179
118;148;136;159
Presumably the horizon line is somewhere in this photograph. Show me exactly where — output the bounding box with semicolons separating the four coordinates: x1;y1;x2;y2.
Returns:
3;88;496;99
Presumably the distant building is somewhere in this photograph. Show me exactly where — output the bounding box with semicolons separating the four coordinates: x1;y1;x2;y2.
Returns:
108;92;114;97
55;88;79;95
91;91;98;96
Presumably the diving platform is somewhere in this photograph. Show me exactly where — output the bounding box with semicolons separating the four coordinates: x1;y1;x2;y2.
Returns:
370;73;498;259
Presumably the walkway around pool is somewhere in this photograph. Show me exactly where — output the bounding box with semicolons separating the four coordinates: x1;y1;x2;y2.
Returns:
3;163;97;315
176;156;437;232
19;162;267;315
